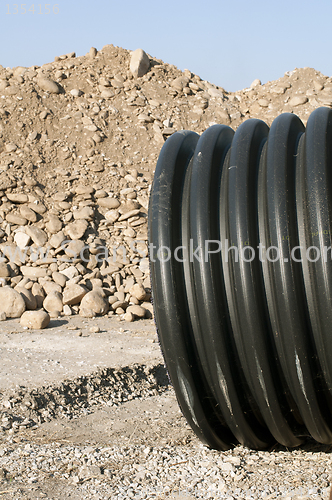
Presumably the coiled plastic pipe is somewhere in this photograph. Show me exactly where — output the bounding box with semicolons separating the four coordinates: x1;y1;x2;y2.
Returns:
148;107;332;450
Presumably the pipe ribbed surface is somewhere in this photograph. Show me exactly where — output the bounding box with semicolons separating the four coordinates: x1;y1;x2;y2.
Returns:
148;107;332;450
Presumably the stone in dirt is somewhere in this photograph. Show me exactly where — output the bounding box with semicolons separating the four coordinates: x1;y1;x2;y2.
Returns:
6;193;29;203
20;310;50;329
25;226;48;246
0;262;10;278
79;290;109;317
63;284;87;305
45;215;62;234
14;232;31;249
288;96;308;106
31;283;45;309
129;283;147;301
6;213;28;225
124;311;134;322
20;266;48;278
126;305;146;318
15;286;37;310
105;209;120;223
43;291;63;315
97;198;120;209
0;286;26;318
37;77;61;94
64;239;86;259
65;220;88;240
130;49;150;78
49;231;66;249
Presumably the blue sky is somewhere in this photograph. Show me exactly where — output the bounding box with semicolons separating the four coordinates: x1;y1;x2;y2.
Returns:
1;0;331;91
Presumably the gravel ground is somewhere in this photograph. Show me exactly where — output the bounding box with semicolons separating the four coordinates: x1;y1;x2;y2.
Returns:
0;319;331;499
0;415;331;499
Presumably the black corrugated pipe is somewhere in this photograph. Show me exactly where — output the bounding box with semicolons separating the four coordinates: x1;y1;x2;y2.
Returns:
148;107;332;450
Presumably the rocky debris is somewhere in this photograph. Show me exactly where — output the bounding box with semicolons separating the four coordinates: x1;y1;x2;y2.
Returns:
0;363;169;427
20;310;50;329
0;368;330;498
0;45;331;328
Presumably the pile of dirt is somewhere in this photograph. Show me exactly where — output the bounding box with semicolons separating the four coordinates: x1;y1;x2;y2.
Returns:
0;44;330;326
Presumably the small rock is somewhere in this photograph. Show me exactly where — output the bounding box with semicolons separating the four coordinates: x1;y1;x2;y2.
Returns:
126;305;146;318
32;283;45;308
25;226;48;246
0;80;9;91
100;89;115;99
45;215;62;234
66;220;88;240
130;49;150;78
89;47;97;58
60;266;79;280
20;310;50;329
258;98;270;107
0;262;10;278
73;206;94;220
270;86;285;94
28;202;47;215
43;291;63;314
90;326;100;333
5;143;18;152
63;304;72;316
250;78;261;88
171;76;190;92
99;77;112;87
289;96;308;107
118;209;140;222
42;281;62;295
6;193;29;203
208;88;224;98
141;301;153;319
129;283;147;301
65;239;86;259
75;185;95;195
70;89;83;97
20;205;38;222
20;266;48;278
313;80;324;91
49;231;66;249
52;271;67;288
124;311;134;322
79;290;109;316
63;284;87;305
0;286;26;318
37;77;61;94
15;286;37;310
6;213;28;225
105;209;120;223
97;197;120;209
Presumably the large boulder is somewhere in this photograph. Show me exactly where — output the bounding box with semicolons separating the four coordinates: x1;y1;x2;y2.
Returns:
79;290;109;317
0;286;26;318
130;49;150;78
20;310;50;329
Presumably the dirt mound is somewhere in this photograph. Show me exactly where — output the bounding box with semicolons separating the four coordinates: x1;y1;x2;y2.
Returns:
0;44;330;326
